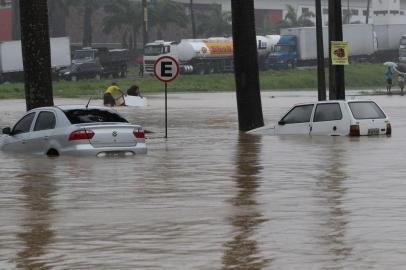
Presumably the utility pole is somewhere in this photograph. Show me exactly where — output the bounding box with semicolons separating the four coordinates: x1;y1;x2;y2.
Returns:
366;0;371;24
11;0;20;40
231;0;264;131
328;0;345;100
315;0;326;101
190;0;196;38
142;0;149;46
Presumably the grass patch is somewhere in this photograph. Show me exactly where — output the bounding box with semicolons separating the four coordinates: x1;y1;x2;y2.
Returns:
0;63;388;99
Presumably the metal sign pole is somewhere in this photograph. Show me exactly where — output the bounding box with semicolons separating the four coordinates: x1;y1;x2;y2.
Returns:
165;82;168;139
153;56;179;139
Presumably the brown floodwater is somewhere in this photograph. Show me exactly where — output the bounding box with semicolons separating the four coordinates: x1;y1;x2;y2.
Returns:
1;91;406;269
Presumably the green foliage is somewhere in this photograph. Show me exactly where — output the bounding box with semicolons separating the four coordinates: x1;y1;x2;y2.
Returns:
0;64;390;99
149;0;188;40
196;4;232;37
103;0;143;50
275;4;315;33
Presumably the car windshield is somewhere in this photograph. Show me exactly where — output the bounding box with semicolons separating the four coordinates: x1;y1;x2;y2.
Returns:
63;109;128;124
74;50;94;60
144;45;163;56
348;102;386;120
274;45;293;53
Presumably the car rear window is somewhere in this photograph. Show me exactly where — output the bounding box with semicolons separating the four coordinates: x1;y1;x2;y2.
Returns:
63;109;128;124
348;102;386;120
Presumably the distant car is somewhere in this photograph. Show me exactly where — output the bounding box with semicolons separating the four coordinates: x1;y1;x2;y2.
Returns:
250;100;391;136
0;105;147;157
59;61;103;81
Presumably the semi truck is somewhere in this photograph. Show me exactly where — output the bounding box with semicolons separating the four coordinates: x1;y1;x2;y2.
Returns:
143;35;280;75
0;37;71;83
268;24;378;69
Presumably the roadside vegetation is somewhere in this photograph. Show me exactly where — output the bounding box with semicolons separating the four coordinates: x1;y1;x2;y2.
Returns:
0;63;387;99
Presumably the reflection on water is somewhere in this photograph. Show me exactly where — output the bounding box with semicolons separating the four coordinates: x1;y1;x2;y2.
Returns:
223;134;269;270
16;158;56;270
1;93;406;269
314;138;352;269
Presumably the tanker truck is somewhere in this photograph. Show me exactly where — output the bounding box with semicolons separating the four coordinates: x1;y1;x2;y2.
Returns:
143;35;279;75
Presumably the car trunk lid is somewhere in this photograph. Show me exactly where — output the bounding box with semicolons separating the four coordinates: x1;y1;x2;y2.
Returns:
79;124;140;148
356;118;389;135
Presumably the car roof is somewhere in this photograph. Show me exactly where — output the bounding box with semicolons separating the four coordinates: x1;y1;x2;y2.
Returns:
293;99;375;106
27;105;116;113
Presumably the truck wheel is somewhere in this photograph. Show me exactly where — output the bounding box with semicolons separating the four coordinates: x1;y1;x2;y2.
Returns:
71;75;77;82
95;74;101;80
208;66;215;74
195;66;205;75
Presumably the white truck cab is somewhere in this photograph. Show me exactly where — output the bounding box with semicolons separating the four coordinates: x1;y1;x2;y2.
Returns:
252;100;391;136
143;40;178;74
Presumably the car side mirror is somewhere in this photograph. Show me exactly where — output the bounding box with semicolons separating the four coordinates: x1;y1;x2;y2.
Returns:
2;127;11;135
278;120;285;126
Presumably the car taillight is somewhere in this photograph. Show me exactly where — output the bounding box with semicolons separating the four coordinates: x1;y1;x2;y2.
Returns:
69;130;95;141
133;129;145;139
349;124;360;136
386;123;392;135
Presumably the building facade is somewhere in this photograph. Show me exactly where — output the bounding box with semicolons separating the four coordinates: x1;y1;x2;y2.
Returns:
176;0;406;25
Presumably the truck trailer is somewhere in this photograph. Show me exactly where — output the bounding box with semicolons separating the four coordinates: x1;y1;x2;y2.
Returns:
269;24;377;69
0;37;71;83
143;35;280;75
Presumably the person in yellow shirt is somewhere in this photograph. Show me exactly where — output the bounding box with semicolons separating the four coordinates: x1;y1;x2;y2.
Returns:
104;82;124;106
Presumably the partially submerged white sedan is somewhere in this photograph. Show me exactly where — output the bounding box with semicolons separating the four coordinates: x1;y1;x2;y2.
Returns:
251;100;391;136
0;105;147;156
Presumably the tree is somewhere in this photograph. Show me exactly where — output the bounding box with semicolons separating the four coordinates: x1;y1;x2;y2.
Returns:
149;0;187;40
19;0;54;110
65;0;102;46
48;0;69;37
196;4;232;37
278;4;315;29
103;0;143;51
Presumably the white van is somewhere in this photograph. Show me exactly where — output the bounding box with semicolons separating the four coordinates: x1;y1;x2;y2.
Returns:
251;100;391;136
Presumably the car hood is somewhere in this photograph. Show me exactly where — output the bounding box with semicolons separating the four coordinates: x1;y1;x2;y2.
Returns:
246;125;276;135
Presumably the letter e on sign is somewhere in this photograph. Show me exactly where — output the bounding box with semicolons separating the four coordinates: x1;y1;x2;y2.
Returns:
153;56;180;83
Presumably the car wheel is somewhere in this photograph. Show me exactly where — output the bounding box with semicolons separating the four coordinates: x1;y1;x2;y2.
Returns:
46;149;59;157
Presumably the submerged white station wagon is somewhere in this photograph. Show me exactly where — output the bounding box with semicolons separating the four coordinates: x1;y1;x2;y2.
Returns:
252;100;391;136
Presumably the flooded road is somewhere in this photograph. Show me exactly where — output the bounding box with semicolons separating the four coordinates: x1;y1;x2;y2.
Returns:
1;91;406;269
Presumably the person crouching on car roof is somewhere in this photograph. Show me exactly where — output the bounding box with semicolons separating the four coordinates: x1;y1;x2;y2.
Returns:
127;85;142;97
104;82;125;106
